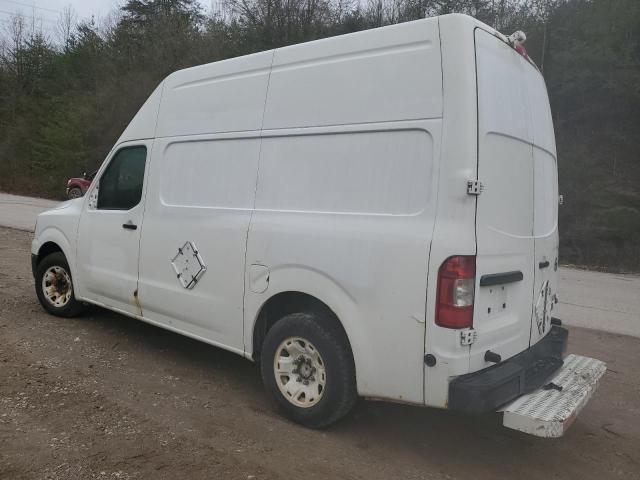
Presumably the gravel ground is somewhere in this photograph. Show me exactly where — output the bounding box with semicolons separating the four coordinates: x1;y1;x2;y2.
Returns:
1;227;639;480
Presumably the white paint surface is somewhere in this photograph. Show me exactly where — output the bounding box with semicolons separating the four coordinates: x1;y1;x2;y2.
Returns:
74;141;151;316
256;130;433;215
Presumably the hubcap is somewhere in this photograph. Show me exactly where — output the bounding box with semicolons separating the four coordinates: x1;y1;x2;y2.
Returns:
69;189;81;199
273;337;327;408
41;266;73;308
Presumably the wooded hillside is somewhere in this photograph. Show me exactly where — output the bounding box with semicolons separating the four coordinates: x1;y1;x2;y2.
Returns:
0;0;638;271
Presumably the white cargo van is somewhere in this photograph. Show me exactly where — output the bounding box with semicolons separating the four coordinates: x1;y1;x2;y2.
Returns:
31;14;605;435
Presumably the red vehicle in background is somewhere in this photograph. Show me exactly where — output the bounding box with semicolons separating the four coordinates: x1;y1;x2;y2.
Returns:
66;171;96;199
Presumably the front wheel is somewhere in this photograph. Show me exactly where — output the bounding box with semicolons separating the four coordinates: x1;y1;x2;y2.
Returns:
260;312;357;428
67;187;83;199
35;252;85;317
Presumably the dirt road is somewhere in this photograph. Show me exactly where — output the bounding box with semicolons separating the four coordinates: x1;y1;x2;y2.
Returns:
0;193;58;232
1;226;639;479
557;268;640;338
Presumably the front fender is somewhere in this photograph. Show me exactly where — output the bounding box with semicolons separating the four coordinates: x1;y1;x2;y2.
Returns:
32;226;77;284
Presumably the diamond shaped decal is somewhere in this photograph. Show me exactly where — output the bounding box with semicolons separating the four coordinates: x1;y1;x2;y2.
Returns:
170;241;206;289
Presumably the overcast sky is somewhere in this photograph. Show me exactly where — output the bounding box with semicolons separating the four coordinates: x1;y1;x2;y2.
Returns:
0;1;210;39
0;0;117;39
0;0;119;24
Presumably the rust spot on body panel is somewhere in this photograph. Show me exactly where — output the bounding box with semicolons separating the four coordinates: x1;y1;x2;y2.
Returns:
133;289;143;317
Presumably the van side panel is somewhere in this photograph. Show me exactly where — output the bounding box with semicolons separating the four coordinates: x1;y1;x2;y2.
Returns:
135;51;274;352
155;50;274;138
245;18;442;403
257;130;432;215
137;134;261;353
423;15;479;408
246;122;440;403
263;19;442;129
116;82;164;145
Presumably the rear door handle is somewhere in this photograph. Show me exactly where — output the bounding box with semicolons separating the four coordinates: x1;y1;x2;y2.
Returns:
539;260;550;269
122;222;137;230
479;270;523;286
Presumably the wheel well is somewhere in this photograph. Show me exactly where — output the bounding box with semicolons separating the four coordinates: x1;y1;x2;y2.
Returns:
252;291;351;362
37;242;63;264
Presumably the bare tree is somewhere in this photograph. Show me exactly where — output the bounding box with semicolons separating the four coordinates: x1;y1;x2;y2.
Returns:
2;13;26;78
56;5;77;51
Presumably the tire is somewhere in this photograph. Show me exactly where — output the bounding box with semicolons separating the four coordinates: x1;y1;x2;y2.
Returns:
67;187;83;199
260;312;357;428
35;252;85;317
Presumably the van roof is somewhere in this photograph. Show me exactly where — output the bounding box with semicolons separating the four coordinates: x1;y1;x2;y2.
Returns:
115;14;535;146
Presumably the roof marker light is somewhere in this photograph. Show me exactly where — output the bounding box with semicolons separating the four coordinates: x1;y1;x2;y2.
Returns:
507;30;529;59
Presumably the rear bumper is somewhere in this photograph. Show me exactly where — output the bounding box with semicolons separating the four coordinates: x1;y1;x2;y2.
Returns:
448;325;568;413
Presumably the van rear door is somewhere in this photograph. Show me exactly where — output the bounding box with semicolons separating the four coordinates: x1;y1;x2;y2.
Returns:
527;69;559;346
471;29;540;371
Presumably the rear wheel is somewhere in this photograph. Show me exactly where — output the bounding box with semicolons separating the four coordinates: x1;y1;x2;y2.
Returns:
260;312;357;428
35;252;85;317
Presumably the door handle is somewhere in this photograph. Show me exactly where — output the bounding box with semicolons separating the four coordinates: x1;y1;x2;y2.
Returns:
479;270;523;286
539;260;550;269
122;222;137;230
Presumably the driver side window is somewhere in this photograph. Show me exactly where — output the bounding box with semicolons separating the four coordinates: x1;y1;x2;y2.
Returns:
97;146;147;210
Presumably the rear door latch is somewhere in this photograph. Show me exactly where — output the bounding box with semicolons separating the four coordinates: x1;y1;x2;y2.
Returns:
467;179;484;195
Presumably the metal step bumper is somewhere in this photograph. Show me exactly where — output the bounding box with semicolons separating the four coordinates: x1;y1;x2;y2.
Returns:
448;326;568;414
500;354;606;437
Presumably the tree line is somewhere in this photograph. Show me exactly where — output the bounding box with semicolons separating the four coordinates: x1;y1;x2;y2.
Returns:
0;0;638;271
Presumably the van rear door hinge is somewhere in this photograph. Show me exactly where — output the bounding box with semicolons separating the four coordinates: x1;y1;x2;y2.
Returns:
467;180;484;196
460;328;477;346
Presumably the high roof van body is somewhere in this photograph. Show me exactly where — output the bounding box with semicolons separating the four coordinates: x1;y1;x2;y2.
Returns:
32;14;605;435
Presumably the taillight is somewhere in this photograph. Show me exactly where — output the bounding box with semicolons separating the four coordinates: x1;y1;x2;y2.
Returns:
436;256;476;329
